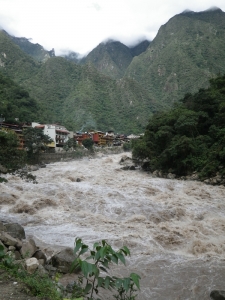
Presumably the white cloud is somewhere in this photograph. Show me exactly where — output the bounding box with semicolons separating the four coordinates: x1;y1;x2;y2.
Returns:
0;0;225;55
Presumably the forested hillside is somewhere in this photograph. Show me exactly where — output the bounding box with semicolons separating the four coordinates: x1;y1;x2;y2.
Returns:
4;30;55;62
132;74;225;179
0;30;154;133
125;8;225;108
23;59;156;133
0;72;40;123
80;40;150;79
1;8;225;134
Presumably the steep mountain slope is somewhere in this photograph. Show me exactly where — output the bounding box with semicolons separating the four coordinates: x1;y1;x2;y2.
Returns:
22;58;156;133
80;40;151;79
1;8;225;133
61;51;80;63
130;40;151;57
0;30;154;133
0;72;40;123
62;40;150;77
80;41;134;79
0;30;40;83
4;30;55;62
125;8;225;107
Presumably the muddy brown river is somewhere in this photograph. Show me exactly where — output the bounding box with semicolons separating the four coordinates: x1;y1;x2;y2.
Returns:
0;152;225;299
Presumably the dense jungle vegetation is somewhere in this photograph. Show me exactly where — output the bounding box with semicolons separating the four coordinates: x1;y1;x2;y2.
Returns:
0;72;40;123
132;74;225;179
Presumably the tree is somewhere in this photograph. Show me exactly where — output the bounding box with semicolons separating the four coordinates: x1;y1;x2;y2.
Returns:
63;137;77;152
82;138;94;151
0;130;26;171
131;74;225;178
23;127;53;161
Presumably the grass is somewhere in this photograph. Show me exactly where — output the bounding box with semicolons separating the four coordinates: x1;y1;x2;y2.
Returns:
0;259;62;299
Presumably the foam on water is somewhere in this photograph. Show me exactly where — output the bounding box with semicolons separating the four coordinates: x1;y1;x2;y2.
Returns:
0;152;225;299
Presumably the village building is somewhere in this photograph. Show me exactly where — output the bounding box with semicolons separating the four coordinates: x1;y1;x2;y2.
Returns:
0;122;25;150
1;119;136;152
91;131;114;146
32;122;70;151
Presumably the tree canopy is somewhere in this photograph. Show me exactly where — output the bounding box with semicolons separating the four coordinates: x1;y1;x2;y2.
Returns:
0;130;26;171
23;127;53;161
132;74;225;178
0;72;40;123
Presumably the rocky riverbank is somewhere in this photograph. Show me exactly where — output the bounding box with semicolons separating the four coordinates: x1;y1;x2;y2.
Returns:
0;221;82;299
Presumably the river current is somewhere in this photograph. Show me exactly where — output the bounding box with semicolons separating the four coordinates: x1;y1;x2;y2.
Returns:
0;152;225;299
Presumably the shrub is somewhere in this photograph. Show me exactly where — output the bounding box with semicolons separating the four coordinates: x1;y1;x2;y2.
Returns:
82;138;94;151
71;238;141;300
122;142;132;152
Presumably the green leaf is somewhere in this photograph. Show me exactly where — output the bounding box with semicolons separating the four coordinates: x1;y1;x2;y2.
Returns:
123;277;130;292
116;252;126;265
74;238;83;254
105;254;112;262
84;283;92;294
111;254;118;264
130;273;141;290
97;277;104;287
101;258;109;269
80;261;90;278
96;246;101;251
70;258;80;273
99;246;107;258
115;278;123;289
104;276;110;289
120;245;130;256
91;264;99;277
101;240;107;246
79;245;89;256
93;242;99;249
95;250;101;260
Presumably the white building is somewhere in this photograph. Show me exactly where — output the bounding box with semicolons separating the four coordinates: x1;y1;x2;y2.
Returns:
31;122;70;150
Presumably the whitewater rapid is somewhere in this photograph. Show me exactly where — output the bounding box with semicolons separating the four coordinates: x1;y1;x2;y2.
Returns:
0;152;225;299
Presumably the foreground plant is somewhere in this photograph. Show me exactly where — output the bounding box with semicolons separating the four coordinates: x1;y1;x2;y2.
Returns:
71;238;141;300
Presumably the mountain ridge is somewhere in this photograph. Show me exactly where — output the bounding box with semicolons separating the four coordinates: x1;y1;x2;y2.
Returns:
0;8;225;134
125;8;225;107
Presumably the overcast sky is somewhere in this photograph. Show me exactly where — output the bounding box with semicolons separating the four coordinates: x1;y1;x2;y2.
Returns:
0;0;225;56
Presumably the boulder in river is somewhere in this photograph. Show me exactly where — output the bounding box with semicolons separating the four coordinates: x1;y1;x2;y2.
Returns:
50;247;79;274
4;223;26;240
210;290;225;300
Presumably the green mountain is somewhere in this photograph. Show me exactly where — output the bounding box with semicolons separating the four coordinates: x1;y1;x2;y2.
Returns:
4;30;55;62
129;40;151;57
0;30;41;84
61;51;80;63
22;57;156;133
80;41;134;79
0;72;40;123
0;30;154;133
80;40;150;79
1;8;225;134
125;8;225;107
